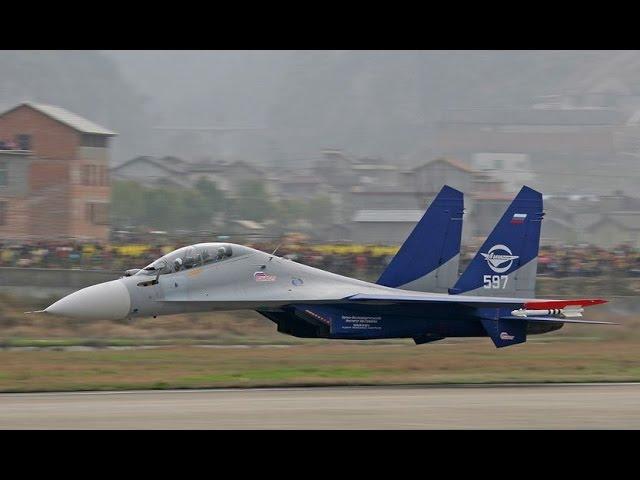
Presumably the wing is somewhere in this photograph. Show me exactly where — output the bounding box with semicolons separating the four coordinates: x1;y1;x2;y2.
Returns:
346;292;523;307
345;292;607;309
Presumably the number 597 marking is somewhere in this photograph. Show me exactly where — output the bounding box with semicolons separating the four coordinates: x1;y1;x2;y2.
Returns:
483;275;508;289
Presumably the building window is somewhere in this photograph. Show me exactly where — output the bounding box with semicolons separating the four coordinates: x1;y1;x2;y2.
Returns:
86;202;110;225
80;165;110;186
81;165;88;185
99;166;109;186
81;134;108;148
15;134;31;150
0;161;7;187
0;201;7;225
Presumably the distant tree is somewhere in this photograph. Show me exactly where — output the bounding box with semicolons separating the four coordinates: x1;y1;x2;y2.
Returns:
194;177;225;207
142;188;176;230
304;196;334;226
275;198;308;225
233;180;274;222
111;181;145;227
111;180;229;232
176;189;211;230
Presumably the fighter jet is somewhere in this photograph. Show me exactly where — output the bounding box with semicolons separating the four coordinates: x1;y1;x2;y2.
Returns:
42;186;612;348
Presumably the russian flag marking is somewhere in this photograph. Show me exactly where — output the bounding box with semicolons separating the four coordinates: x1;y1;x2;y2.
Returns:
510;213;527;224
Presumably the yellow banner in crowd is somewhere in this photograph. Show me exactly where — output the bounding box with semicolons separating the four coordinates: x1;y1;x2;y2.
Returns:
309;245;399;256
111;245;152;257
96;243;398;258
81;245;96;254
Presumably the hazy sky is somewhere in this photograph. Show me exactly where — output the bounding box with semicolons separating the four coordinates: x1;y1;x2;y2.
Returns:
3;50;639;193
102;51;639;166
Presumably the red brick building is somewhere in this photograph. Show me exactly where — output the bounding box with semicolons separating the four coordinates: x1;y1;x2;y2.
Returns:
0;102;116;242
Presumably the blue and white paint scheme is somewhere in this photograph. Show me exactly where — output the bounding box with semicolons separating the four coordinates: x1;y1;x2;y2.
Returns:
450;186;543;298
40;185;612;349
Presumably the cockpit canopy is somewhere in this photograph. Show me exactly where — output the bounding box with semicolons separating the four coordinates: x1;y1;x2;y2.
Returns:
136;243;248;276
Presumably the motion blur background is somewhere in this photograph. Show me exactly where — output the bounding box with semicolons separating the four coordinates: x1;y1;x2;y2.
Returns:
0;50;639;392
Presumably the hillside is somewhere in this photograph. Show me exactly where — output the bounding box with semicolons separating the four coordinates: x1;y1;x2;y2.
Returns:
3;50;640;177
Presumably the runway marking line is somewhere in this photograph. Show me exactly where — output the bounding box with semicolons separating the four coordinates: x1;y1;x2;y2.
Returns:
1;382;639;398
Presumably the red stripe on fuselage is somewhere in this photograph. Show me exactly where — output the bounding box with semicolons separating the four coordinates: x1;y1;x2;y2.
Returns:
524;298;607;309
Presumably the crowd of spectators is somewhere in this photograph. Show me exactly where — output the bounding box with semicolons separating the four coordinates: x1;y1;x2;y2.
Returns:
536;244;640;277
1;240;640;279
0;242;164;272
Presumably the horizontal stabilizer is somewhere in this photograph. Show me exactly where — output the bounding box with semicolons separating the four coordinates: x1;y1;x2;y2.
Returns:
523;299;607;309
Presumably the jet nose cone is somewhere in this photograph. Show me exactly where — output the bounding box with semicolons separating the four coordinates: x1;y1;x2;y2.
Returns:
45;280;131;320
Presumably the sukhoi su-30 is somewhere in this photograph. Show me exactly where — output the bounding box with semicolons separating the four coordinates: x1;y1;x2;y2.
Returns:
40;186;612;348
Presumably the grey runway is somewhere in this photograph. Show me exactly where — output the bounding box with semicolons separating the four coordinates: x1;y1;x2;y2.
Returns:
1;384;639;429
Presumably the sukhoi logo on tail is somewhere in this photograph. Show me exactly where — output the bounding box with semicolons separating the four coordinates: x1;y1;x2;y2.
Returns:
481;244;519;273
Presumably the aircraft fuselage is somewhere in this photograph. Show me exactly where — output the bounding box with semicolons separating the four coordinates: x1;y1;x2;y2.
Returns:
45;244;564;344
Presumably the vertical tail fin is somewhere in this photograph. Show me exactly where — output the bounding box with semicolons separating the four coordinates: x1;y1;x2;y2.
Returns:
450;186;543;298
377;185;463;293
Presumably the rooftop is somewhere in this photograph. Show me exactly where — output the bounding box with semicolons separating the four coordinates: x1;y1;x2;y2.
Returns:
0;102;117;136
412;157;477;174
233;220;264;230
111;156;188;175
351;185;421;195
440;107;623;126
352;210;424;223
470;192;515;201
606;212;640;230
352;164;398;171
280;175;323;185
